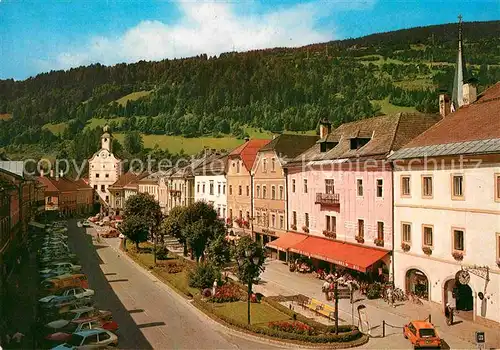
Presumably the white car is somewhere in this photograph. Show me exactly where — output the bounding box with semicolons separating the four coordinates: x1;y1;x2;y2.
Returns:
52;329;118;349
42;262;81;273
40;287;94;303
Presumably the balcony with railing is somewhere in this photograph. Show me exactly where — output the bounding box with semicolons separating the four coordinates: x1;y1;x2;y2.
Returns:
315;193;340;207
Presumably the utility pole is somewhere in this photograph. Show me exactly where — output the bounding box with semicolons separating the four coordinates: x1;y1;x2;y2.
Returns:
334;279;339;335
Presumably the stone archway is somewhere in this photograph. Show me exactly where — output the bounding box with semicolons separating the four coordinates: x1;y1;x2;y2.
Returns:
405;268;429;300
443;278;474;321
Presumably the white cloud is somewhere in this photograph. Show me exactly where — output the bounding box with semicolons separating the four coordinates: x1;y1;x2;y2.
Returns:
48;0;375;70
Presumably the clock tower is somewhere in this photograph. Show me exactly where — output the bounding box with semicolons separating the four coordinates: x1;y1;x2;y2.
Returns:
88;125;123;212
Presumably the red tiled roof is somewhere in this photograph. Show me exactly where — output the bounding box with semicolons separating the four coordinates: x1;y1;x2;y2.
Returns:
75;178;92;190
266;232;308;251
404;82;500;148
37;176;82;193
229;139;271;171
109;171;148;189
288;236;388;273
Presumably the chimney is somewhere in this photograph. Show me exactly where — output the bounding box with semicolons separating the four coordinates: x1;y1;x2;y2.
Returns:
50;169;54;177
439;94;451;117
319;118;332;139
462;83;477;106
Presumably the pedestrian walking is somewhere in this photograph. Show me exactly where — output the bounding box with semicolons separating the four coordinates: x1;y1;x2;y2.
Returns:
445;303;454;325
11;329;25;349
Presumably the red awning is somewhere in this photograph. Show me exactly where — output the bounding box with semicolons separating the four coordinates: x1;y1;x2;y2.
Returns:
289;236;388;273
266;232;308;252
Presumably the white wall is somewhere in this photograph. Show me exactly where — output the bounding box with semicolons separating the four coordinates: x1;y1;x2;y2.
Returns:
394;162;500;323
195;174;227;219
88;149;122;204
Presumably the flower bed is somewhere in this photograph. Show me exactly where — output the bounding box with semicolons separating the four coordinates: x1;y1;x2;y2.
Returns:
268;321;314;335
323;230;336;239
193;296;368;345
209;283;245;303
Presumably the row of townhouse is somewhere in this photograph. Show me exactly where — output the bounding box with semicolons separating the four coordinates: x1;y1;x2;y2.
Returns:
0;161;46;320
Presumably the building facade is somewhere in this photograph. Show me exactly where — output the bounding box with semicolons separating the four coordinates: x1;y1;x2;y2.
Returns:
108;171;148;215
252;134;318;246
38;175;94;216
272;113;439;278
391;82;500;326
194;155;228;219
226;139;270;236
88;126;122;206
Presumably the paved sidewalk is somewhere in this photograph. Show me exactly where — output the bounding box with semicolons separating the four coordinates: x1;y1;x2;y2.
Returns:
256;259;499;349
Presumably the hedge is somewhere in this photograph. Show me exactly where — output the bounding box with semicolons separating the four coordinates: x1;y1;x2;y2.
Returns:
192;295;368;346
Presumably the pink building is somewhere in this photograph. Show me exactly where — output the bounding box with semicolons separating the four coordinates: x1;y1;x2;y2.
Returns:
270;113;439;279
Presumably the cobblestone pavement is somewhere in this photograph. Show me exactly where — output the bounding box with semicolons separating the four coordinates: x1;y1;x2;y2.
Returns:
255;259;499;349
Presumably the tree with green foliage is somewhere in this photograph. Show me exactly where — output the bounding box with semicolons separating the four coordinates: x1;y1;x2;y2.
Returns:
233;236;266;284
161;206;188;256
121;215;149;249
188;262;222;290
206;233;231;268
123;130;144;155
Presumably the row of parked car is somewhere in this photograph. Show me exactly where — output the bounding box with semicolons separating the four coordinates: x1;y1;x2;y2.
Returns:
37;221;119;349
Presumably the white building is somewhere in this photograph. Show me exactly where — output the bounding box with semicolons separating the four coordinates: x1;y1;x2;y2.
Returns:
88;126;122;208
194;154;228;219
390;81;500;326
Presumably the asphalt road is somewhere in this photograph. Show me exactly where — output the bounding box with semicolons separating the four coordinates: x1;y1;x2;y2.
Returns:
66;220;286;350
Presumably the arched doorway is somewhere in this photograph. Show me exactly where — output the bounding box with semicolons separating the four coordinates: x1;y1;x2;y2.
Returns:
443;278;474;321
405;269;429;300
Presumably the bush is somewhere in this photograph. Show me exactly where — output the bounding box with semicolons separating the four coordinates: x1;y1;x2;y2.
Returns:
366;282;382;299
188;262;222;290
209;283;245;303
161;261;183;274
268;321;315;335
155;245;168;260
192;296;367;344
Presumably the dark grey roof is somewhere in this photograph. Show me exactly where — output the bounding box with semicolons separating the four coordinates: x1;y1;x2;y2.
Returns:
389;138;500;160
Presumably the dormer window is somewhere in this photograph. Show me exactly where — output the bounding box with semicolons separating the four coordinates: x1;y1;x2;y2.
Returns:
350;137;371;150
320;142;337;153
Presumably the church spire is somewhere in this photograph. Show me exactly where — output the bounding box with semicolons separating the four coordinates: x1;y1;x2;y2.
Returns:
451;15;468;111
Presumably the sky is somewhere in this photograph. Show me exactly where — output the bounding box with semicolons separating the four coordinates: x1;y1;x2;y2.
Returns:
1;0;499;80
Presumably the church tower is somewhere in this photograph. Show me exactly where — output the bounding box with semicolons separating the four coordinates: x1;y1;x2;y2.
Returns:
451;15;468;111
101;125;112;152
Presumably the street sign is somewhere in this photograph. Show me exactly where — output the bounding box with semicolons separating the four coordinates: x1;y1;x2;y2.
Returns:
337;288;351;299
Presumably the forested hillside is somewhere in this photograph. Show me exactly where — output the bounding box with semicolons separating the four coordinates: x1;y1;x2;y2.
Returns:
1;20;499;161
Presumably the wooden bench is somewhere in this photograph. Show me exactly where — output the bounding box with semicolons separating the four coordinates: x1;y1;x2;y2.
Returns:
303;298;336;320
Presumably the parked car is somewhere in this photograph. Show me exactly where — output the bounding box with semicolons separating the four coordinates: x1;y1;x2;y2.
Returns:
40;274;89;295
403;320;442;349
44;319;119;346
42;263;82;273
40;288;94;304
39;255;78;266
47;306;112;326
51;329;118;349
40;267;75;279
101;230;119;238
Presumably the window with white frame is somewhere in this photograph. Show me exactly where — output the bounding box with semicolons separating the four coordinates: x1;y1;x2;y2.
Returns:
263;185;267;198
303;179;308;193
376;179;383;198
292;179;296;193
256;185;261;198
357;179;363;197
271;158;276;171
279;186;284;200
401;176;411;196
452;174;464;198
453;229;465;251
279;215;284;229
423;225;433;247
271;186;276;200
422;176;433;198
209;181;214;195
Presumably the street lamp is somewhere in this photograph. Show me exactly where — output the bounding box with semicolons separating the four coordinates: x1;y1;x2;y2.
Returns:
238;249;261;325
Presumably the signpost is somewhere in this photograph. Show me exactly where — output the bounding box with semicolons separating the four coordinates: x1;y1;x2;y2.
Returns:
475;331;485;349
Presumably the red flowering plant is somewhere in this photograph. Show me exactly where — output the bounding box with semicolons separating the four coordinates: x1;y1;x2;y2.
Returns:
452;251;464;261
401;242;411;252
422;246;432;255
374;238;384;247
242;220;250;229
355;235;365;244
226;218;233;227
323;230;336;239
234;217;244;228
290;224;297;231
209;283;245;303
268;321;315;335
302;225;309;233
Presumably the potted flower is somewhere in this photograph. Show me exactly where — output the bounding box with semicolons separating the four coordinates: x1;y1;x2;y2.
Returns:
234;217;243;228
355;235;365;244
401;242;411;252
302;225;309;233
452;251;464;261
226;218;233;227
322;230;336;239
290;224;297;231
422;246;432;256
242;220;250;229
374;238;384;247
